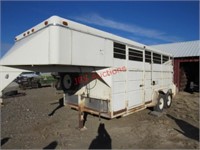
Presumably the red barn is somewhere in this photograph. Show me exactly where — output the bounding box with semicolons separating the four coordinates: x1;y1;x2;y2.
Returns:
152;40;199;92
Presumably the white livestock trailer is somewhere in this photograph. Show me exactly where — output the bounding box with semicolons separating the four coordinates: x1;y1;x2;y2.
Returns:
0;16;176;129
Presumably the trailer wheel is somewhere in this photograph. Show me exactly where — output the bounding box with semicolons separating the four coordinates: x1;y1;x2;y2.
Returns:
61;74;73;91
154;94;165;112
61;73;80;92
164;93;172;108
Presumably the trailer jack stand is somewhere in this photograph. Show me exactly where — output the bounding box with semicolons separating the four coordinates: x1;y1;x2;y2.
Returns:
78;95;87;131
78;111;87;131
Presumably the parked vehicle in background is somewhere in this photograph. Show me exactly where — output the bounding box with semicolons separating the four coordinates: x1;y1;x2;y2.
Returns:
15;72;56;90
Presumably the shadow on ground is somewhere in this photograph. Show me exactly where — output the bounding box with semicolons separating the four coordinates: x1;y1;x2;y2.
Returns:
1;137;10;146
48;98;64;116
167;114;199;141
43;141;58;149
2;92;26;99
89;123;112;149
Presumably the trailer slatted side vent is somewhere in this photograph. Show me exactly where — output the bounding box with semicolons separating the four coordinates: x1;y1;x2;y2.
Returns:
163;55;169;63
113;42;126;59
145;51;152;63
153;53;161;64
129;48;143;62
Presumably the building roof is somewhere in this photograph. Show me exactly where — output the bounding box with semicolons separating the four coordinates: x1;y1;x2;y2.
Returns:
151;40;200;58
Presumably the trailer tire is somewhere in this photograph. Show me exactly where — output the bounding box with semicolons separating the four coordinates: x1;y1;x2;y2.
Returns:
61;74;73;91
164;93;172;108
154;94;165;112
61;73;80;92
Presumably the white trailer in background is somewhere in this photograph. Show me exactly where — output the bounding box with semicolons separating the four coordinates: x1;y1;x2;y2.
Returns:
0;16;176;128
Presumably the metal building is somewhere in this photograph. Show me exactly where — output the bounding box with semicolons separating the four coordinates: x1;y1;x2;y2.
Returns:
152;40;200;92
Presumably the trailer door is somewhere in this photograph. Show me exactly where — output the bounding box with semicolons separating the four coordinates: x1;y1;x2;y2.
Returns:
127;47;144;108
144;50;153;102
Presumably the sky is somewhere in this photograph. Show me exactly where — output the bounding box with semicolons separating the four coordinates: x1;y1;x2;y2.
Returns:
1;1;199;57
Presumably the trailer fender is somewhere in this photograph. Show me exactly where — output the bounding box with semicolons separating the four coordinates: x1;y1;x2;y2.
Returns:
158;90;165;95
146;91;159;107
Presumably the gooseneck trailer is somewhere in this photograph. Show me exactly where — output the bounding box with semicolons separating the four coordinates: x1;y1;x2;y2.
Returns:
0;16;176;129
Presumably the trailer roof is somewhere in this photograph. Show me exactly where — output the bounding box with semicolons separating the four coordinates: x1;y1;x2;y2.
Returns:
15;16;172;56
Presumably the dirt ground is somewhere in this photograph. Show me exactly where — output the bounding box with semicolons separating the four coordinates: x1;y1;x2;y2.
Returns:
1;87;199;149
